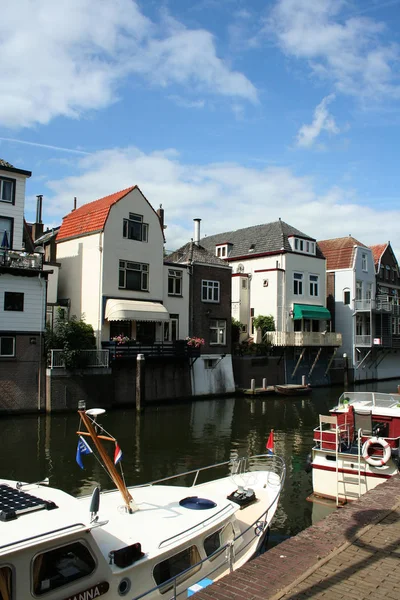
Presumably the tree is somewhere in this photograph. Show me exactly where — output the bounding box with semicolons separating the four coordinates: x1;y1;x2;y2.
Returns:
252;314;275;335
231;318;243;344
46;311;96;369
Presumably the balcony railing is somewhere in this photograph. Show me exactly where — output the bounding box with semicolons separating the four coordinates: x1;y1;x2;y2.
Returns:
1;249;43;270
264;331;342;347
354;298;399;313
355;335;371;346
102;340;201;361
49;349;109;369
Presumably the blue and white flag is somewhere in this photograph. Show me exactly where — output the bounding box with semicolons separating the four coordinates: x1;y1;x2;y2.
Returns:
76;436;93;469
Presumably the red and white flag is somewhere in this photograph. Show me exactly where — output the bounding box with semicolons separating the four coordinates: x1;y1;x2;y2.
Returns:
266;430;274;455
114;442;123;465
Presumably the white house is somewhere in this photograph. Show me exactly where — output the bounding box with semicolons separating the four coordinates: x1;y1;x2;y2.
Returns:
318;237;375;380
0;159;47;411
201;220;342;384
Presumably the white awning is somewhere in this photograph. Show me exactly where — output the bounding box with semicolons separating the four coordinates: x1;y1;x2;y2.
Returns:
105;299;169;322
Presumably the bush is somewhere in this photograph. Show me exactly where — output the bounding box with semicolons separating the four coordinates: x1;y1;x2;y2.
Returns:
46;311;96;369
232;318;243;344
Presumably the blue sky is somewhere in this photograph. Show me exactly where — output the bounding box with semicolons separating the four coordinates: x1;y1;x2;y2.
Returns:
1;0;400;252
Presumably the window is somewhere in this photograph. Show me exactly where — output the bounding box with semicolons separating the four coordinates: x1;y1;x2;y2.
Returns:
168;269;182;296
241;278;248;289
4;292;24;312
0;337;15;357
204;524;234;560
123;213;148;242
386;265;390;281
366;283;373;303
204;358;218;369
163;315;179;341
32;541;96;595
294;238;299;250
293;272;303;295
119;261;149;291
299;239;304;251
306;241;309;252
250;308;254;334
380;265;384;279
392;267;396;282
311;242;315;253
210;319;226;345
309;275;319;297
153;545;201;593
0;177;14;203
344;290;351;305
0;217;12;249
202;280;220;303
216;245;227;258
356;315;363;336
362;253;367;271
0;566;12;598
356;281;362;301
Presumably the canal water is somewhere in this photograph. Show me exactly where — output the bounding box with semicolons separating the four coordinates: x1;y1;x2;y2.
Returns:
2;379;399;546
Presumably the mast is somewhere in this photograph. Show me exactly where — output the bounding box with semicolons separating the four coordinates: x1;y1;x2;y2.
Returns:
78;410;136;513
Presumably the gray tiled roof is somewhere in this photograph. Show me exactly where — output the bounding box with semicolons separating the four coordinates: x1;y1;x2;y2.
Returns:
200;219;324;259
0;159;14;168
165;241;229;267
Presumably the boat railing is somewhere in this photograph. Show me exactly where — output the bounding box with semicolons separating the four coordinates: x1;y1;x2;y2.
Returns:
130;454;286;600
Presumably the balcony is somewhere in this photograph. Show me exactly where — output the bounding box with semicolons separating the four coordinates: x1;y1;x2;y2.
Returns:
354;298;399;313
102;340;201;361
355;335;371;346
49;349;109;369
1;249;43;271
264;331;342;347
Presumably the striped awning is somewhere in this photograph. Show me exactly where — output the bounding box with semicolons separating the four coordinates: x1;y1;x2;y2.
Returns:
105;299;169;322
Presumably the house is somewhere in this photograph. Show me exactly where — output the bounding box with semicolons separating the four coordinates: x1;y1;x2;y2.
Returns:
0;159;48;411
200;219;341;385
318;236;376;381
165;219;235;396
56;186;171;346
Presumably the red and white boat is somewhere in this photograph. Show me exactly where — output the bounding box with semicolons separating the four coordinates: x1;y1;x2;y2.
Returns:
310;391;400;505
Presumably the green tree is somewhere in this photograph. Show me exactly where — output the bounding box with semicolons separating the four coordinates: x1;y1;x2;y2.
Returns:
231;318;243;344
46;311;96;369
252;314;275;335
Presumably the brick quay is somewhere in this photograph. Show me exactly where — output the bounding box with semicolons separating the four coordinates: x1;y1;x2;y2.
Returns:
196;475;400;600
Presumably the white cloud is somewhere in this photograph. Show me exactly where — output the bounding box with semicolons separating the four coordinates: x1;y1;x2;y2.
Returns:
296;94;339;148
36;145;400;256
0;0;257;128
268;0;400;100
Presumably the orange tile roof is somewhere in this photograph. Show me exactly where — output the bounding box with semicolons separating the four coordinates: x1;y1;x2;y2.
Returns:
57;187;136;242
369;243;388;267
318;236;367;270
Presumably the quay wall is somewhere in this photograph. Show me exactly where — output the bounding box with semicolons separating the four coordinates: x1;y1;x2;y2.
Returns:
196;475;400;600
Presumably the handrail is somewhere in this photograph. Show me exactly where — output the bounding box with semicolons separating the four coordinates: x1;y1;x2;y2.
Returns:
358;428;362;498
131;460;232;489
0;522;87;552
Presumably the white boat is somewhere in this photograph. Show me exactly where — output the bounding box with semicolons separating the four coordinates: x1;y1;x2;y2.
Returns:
310;391;400;506
0;408;285;600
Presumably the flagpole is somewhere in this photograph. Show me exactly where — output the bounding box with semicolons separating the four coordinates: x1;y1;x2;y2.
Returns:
78;410;135;512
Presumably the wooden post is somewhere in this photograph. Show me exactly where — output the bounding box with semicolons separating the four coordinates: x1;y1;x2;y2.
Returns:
136;353;145;412
343;353;349;391
262;378;267;390
250;379;256;393
302;375;306;386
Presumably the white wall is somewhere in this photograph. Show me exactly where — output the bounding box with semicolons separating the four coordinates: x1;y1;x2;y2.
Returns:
163;265;189;339
191;355;235;396
43;264;59;304
0;273;45;331
102;188;164;301
0;168;28;250
333;269;354;359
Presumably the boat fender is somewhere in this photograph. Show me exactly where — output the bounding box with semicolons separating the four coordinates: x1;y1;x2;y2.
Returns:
362;437;391;467
304;453;313;473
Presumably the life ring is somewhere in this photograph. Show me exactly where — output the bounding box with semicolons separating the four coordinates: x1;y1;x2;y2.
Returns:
362;437;391;467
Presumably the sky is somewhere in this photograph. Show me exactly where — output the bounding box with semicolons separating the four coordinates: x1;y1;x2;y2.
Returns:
1;0;400;253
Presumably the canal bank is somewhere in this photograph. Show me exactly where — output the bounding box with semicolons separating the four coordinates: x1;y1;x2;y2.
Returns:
196;474;400;600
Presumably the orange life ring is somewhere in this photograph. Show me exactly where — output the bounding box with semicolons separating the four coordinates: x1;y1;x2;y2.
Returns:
362;437;391;467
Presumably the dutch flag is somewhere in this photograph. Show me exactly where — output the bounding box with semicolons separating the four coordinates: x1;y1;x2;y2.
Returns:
114;443;123;465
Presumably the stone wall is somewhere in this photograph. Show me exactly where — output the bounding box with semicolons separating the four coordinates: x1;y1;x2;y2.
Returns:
233;355;285;389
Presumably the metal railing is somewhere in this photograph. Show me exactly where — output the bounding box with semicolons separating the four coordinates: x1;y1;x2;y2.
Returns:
264;331;342;347
49;349;109;369
1;249;43;270
128;454;286;600
102;340;200;360
355;335;371;346
354;298;400;313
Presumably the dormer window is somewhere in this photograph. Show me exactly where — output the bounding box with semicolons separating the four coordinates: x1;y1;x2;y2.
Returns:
249;244;255;252
215;243;231;258
123;213;148;242
289;236;315;255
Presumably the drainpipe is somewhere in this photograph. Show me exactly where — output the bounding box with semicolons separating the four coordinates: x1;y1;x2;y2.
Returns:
98;233;104;349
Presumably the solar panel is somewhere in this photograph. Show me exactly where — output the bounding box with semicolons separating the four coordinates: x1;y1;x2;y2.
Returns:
0;485;57;522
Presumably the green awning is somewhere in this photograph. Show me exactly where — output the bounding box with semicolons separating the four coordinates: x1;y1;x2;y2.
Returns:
293;304;331;320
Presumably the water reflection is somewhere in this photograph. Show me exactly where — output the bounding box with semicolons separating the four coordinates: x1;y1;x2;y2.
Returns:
1;379;399;543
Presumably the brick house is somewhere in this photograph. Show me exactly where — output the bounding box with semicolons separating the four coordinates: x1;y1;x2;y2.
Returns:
0;159;48;412
165;221;235;396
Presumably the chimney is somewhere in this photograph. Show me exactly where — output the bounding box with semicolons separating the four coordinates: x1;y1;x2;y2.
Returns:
156;204;164;230
193;218;201;246
73;196;77;211
32;195;44;242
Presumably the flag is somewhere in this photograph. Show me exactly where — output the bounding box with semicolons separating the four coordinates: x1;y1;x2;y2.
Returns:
114;443;123;465
76;436;93;469
1;230;9;250
266;430;274;455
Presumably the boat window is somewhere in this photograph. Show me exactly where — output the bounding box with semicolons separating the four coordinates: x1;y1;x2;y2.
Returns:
32;541;96;595
153;545;201;593
0;566;12;600
204;523;234;559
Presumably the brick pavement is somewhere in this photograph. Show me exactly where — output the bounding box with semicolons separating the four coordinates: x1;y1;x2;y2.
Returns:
196;475;400;600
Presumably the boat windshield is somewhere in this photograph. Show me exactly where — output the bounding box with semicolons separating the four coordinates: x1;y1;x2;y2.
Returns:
336;392;400;410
